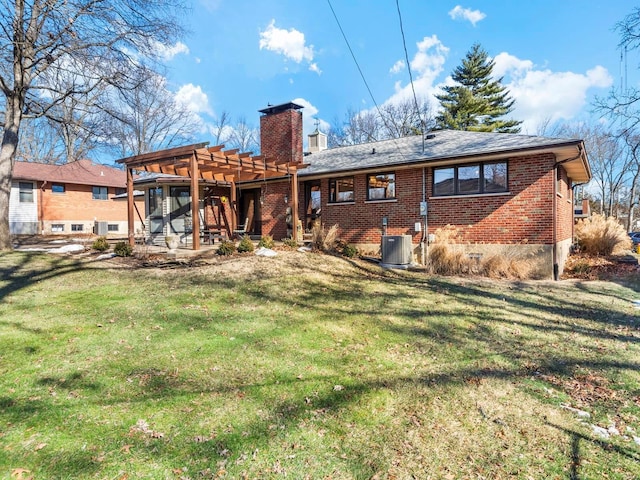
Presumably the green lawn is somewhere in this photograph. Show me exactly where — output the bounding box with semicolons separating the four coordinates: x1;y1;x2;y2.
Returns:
1;250;639;479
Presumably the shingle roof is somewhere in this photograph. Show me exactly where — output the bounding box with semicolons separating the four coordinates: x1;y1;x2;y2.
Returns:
300;129;584;177
12;159;126;187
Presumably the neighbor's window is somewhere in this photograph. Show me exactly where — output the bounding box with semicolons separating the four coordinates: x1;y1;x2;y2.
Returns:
108;224;119;232
433;161;508;196
51;224;64;232
19;182;34;203
329;177;355;203
115;187;126;196
52;183;65;194
367;173;396;200
92;186;108;200
71;224;83;232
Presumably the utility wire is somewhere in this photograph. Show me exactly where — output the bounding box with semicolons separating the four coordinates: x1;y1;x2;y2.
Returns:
325;0;409;159
395;0;425;135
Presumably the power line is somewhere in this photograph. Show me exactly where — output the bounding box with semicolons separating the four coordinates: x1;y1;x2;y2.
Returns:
325;0;409;159
395;0;425;137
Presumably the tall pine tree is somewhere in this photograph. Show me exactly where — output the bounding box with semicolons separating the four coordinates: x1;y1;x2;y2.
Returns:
435;44;522;133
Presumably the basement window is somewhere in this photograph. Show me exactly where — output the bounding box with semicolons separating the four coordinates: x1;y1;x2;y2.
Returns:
433;161;508;196
51;224;64;232
108;224;119;232
329;177;355;203
71;224;84;232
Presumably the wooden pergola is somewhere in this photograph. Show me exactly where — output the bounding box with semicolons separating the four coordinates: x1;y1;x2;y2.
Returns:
117;142;304;250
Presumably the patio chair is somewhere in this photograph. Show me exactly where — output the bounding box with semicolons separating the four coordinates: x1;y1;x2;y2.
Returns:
233;218;249;239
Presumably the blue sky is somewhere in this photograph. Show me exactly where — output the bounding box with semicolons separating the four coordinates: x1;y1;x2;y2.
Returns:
157;0;637;150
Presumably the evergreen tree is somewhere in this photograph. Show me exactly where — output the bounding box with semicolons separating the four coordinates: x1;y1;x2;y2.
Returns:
435;44;522;133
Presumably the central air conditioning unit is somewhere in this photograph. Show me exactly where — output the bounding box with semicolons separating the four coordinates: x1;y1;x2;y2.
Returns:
381;235;413;269
94;221;108;236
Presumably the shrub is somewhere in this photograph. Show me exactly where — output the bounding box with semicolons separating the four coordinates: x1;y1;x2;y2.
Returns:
342;243;358;258
217;240;236;256
311;223;340;252
113;241;133;257
257;234;275;249
237;235;255;253
575;214;631;255
282;237;298;249
92;236;109;252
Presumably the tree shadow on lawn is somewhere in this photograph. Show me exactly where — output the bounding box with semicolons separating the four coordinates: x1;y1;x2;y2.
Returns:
0;251;98;301
546;421;640;480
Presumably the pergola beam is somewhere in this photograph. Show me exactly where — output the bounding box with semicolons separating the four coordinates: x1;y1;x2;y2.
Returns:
116;142;305;251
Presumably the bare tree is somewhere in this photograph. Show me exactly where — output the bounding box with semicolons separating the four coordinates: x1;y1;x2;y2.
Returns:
557;123;629;217
13;117;62;164
210;110;232;146
0;0;185;249
327;98;435;147
103;71;200;158
227;116;259;154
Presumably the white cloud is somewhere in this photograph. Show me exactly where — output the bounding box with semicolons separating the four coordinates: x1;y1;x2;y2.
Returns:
259;19;321;75
390;60;405;75
175;83;213;117
448;6;486;26
152;41;190;61
383;35;449;109
309;62;322;75
492;53;613;133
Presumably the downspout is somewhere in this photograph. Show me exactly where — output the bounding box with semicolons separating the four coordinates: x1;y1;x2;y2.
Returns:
40;180;47;234
421;167;428;264
553;165;558;280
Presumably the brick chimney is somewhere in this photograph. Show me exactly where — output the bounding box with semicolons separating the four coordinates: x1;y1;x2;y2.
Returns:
259;102;303;164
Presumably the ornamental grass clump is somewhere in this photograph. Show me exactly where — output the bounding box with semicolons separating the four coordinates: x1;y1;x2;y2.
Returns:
427;225;468;275
312;223;340;252
575;214;631;255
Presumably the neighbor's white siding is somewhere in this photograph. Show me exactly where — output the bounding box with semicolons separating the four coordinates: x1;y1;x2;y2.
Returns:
9;180;39;234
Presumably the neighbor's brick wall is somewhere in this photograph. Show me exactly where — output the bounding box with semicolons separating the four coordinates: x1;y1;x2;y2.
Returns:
260;109;303;164
40;183;132;222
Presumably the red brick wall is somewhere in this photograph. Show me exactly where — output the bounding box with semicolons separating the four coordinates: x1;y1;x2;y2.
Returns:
556;166;573;242
260;109;303;164
259;152;564;247
426;153;556;244
260;182;290;239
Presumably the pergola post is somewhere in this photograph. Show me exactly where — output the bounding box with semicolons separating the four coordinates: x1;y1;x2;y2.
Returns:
230;179;237;231
127;167;135;247
190;153;200;250
291;171;299;242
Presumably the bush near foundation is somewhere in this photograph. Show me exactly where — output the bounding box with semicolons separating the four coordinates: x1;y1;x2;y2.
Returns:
575;214;631;256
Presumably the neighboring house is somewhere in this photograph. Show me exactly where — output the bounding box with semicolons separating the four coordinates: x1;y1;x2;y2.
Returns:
10;159;144;236
120;102;591;279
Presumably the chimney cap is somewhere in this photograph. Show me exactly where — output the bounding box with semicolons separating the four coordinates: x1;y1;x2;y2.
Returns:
259;101;304;115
